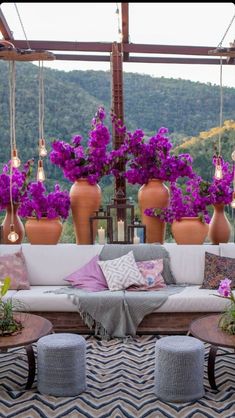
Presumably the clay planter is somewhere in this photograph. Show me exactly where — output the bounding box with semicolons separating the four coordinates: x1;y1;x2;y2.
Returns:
171;217;209;244
69;179;102;244
138;179;169;243
208;203;231;244
1;204;25;244
25;217;63;245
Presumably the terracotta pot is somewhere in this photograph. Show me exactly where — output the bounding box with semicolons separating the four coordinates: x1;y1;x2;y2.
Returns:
171;217;209;244
25;217;63;244
69;179;102;244
208;203;231;244
138;179;169;243
1;204;25;244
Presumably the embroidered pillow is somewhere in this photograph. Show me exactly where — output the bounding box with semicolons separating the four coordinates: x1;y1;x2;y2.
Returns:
98;251;144;291
64;255;108;292
0;249;30;290
200;252;235;289
128;259;167;291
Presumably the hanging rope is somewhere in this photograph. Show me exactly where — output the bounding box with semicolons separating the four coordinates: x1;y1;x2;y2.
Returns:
14;2;31;51
217;10;235;48
39;61;44;141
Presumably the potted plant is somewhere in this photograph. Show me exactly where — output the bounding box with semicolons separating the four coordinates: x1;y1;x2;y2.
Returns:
18;181;70;244
110;116;194;243
145;175;212;244
49;106;117;244
0;277;23;335
0;159;34;244
208;157;234;244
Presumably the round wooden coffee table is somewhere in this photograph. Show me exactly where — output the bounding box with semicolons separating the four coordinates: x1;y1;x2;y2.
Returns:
189;314;235;390
0;313;53;389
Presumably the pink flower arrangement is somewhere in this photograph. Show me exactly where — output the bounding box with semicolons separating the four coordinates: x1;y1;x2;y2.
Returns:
50;107;113;185
18;181;70;220
217;278;235;335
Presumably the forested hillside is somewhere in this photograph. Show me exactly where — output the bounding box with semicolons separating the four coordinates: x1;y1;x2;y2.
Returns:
0;60;235;188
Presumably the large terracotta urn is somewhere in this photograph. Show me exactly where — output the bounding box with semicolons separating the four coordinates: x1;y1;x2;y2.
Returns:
171;217;209;244
138;179;170;243
25;217;63;244
208;203;231;244
69;179;102;244
1;204;25;244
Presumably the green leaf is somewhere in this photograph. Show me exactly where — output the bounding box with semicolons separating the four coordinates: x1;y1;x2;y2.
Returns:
1;277;11;297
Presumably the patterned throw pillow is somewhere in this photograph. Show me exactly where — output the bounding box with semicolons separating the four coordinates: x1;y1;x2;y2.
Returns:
128;259;167;291
64;255;108;292
0;249;30;290
98;251;144;291
200;252;235;289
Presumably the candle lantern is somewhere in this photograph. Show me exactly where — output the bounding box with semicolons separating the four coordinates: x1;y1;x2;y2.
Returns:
89;208;113;245
106;189;135;244
127;223;146;244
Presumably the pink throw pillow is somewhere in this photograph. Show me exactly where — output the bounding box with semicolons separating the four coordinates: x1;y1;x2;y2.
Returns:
64;255;109;292
128;259;166;291
0;249;30;290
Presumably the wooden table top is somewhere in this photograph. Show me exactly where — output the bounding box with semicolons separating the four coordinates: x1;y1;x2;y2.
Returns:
0;313;53;349
189;314;235;349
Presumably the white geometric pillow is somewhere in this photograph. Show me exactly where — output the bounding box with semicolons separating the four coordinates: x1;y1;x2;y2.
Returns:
98;251;144;291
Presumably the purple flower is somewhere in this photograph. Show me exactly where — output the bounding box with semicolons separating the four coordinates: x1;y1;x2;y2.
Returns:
49;107;116;185
18;182;70;220
218;278;232;298
0;159;34;210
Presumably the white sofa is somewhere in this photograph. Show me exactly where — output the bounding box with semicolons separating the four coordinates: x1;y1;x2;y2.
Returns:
1;243;234;334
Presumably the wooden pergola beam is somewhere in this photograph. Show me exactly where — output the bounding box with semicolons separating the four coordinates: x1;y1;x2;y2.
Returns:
0;8;13;40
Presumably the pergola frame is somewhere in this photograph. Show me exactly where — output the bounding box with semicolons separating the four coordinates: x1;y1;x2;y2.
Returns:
0;3;234;197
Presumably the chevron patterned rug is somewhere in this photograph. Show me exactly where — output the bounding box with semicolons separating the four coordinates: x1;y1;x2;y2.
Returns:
0;334;234;418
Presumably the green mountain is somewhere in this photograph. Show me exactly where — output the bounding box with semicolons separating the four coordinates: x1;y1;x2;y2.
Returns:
0;60;235;186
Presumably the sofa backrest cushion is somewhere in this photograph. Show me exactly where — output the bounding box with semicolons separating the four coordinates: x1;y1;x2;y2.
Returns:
200;251;235;289
163;244;220;285
64;255;108;291
219;243;235;258
99;244;176;285
20;244;103;286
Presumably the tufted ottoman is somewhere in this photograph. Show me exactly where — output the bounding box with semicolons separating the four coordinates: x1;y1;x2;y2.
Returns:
37;333;86;396
154;335;205;403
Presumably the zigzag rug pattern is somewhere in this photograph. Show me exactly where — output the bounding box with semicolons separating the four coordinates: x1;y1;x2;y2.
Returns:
0;335;234;418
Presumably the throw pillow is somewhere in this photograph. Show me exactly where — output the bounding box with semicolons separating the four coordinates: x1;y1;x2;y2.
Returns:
128;259;167;291
201;252;235;289
98;251;144;291
0;249;30;290
99;244;176;285
64;255;108;292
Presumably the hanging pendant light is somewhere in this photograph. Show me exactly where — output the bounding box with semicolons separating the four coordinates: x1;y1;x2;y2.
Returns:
213;57;224;180
8;61;19;243
37;61;47;180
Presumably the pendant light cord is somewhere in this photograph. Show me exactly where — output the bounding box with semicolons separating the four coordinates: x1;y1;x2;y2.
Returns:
39;61;44;143
14;2;31;51
218;57;223;156
8;61;16;227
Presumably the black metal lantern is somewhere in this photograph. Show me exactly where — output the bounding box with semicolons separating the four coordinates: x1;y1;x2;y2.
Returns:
89;208;113;244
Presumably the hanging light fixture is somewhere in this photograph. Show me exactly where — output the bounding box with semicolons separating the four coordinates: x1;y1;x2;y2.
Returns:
37;60;46;181
213;57;224;180
8;60;19;243
9;61;21;169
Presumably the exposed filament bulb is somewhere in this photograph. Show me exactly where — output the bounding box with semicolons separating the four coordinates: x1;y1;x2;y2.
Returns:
37;159;45;182
8;224;19;243
214;157;223;180
38;138;47;157
11;148;21;168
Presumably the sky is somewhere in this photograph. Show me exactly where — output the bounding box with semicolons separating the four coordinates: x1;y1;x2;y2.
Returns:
1;2;235;87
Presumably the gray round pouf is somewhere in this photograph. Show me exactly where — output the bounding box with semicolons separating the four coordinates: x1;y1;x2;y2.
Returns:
37;333;86;397
154;336;205;403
